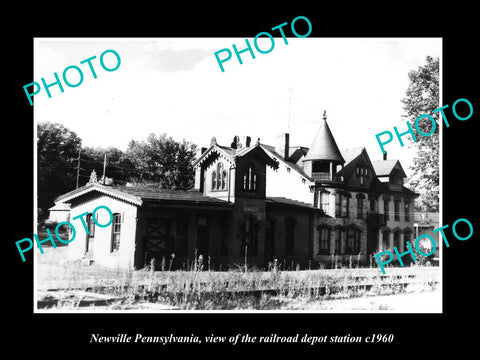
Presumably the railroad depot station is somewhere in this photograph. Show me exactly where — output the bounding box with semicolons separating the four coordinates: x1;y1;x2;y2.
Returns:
52;112;418;270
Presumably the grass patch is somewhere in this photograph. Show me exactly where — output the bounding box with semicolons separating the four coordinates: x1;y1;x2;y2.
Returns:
37;247;440;310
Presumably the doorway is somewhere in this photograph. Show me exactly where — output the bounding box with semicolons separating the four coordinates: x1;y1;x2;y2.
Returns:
84;213;95;259
143;217;172;269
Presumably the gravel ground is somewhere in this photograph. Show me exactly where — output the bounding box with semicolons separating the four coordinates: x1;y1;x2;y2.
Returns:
278;289;442;312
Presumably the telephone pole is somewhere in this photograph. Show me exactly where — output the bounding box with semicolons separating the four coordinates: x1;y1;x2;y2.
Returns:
102;153;107;185
75;147;81;189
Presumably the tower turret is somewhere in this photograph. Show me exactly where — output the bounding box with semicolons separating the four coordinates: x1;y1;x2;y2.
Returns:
303;111;345;182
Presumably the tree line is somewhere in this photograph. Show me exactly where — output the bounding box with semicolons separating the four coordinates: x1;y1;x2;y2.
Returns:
37;122;197;216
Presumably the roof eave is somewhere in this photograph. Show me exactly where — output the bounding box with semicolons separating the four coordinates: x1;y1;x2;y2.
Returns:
55;183;143;206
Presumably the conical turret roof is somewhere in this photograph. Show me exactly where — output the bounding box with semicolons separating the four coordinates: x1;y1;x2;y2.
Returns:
304;111;345;163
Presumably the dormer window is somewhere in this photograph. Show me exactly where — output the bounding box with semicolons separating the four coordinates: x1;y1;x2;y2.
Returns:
356;165;369;185
212;162;227;191
242;163;257;191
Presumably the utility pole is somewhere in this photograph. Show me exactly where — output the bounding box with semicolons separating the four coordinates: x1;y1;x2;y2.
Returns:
75;147;81;189
102;153;107;185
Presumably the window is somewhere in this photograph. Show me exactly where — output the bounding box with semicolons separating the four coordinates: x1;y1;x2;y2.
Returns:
240;218;258;256
318;227;331;255
318;191;330;212
342;195;349;218
87;213;95;237
404;202;411;222
335;192;350;218
393;230;401;249
242;163;257;191
216;163;222;190
384;199;390;220
357;198;363;219
111;213;121;252
212;171;217;190
221;170;227;190
346;228;361;254
404;231;412;250
212;163;227;191
394;200;401;221
334;228;342;254
285;217;296;255
356;165;369;185
382;230;390;251
403;230;415;265
335;193;341;217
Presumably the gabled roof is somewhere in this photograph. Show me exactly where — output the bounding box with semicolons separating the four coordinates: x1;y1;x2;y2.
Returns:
193;143;236;168
340;147;365;165
338;147;377;178
55;183;233;208
260;143;312;181
371;159;407;177
304;116;345;163
193;143;278;170
55;183;143;205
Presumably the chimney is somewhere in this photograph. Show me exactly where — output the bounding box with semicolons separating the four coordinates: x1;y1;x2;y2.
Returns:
245;136;251;147
231;135;241;149
196;147;208;159
284;133;290;160
383;151;387;161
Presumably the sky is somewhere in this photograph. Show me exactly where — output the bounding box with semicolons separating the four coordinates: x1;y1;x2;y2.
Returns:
34;37;442;176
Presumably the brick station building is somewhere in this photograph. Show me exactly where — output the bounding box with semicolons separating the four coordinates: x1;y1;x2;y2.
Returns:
55;112;417;270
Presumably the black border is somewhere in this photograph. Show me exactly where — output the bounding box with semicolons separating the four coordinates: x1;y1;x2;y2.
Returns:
7;5;478;354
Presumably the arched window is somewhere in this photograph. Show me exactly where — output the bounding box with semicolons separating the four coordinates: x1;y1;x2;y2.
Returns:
346;227;361;254
216;163;222;190
318;226;331;255
212;163;227;191
334;227;342;255
335;192;350;218
221;170;227;190
111;213;121;253
356;193;365;219
382;230;390;251
393;230;402;249
383;196;391;220
212;170;217;190
394;200;401;221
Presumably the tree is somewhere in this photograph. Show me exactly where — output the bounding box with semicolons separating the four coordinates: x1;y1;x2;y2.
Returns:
37;122;81;215
401;56;439;212
88;170;99;184
126;133;197;189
